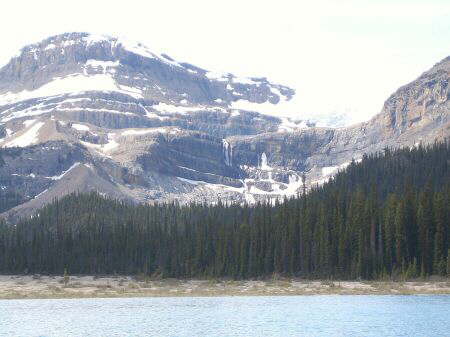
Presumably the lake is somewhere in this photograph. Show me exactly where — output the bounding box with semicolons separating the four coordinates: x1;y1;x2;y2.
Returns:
1;295;449;336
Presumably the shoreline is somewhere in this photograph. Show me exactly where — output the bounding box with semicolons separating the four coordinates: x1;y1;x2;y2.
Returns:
0;275;449;300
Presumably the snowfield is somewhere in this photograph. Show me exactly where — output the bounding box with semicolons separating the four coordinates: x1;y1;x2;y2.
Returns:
3;121;45;147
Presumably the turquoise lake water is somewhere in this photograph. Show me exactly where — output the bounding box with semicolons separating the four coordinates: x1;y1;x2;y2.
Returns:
1;295;449;336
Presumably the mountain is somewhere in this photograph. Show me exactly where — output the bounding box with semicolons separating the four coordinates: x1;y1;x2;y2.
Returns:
0;33;448;220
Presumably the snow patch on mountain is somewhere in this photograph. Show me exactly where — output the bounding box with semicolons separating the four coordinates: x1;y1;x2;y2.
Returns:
177;177;202;185
72;123;90;131
122;128;169;136
0;73;143;107
231;98;289;116
47;162;82;180
230;96;352;128
58;107;136;116
23;119;37;127
321;161;351;177
152;103;202;114
1;103;54;122
103;133;119;152
3;121;44;147
44;43;57;51
80;133;119;157
115;36;184;69
82;34;110;46
205;72;229;82
85;60;120;74
152;103;227;115
278;118;309;132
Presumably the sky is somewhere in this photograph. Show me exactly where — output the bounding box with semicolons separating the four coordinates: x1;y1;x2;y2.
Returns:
0;0;449;124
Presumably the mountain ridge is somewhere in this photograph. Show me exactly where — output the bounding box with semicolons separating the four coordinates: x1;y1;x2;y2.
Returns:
0;33;448;220
0;32;294;107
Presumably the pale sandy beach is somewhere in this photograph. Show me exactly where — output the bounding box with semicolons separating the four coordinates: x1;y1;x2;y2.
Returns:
0;275;449;299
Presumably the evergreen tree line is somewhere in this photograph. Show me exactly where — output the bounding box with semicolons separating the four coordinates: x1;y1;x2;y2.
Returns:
0;142;448;279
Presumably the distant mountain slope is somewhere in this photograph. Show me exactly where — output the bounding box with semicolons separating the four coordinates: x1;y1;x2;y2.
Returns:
0;33;448;220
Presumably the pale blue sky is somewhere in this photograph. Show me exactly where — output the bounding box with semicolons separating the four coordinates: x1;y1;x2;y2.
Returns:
0;0;448;124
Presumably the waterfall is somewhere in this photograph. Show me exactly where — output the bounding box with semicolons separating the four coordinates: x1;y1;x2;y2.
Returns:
260;152;271;170
222;139;232;166
229;144;233;166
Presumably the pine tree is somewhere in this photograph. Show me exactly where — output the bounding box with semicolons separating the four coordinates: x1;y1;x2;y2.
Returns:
447;249;450;277
417;186;434;276
394;199;407;269
433;192;447;275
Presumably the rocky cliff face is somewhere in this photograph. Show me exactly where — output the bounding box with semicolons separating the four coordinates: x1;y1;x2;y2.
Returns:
0;33;448;220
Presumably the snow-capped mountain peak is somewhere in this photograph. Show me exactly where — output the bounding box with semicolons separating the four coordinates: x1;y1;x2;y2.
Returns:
0;32;294;113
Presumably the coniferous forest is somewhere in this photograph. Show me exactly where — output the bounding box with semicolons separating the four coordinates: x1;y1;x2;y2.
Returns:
0;142;448;280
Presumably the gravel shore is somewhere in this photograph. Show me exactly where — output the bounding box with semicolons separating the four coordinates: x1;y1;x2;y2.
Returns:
1;275;449;299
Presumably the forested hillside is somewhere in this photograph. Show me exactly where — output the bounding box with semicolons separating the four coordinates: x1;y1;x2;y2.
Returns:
0;142;448;280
